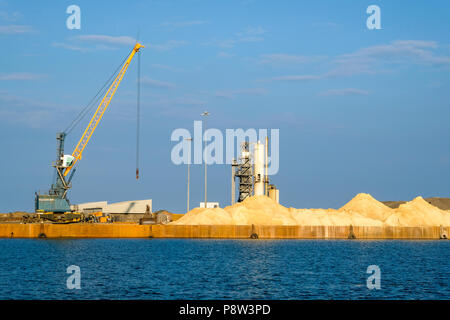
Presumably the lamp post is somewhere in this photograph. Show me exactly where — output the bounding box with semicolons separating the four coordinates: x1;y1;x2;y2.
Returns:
201;111;210;208
185;138;192;213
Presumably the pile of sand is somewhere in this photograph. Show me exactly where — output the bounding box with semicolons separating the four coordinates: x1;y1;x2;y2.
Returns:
384;196;450;227
171;193;450;227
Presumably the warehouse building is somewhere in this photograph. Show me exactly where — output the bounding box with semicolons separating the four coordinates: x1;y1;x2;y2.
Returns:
71;199;152;222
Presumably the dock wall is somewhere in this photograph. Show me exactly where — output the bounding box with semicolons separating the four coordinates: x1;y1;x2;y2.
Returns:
0;224;448;240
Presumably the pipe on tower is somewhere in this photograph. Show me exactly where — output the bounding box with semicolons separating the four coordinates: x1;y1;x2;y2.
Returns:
253;141;265;196
265;136;269;196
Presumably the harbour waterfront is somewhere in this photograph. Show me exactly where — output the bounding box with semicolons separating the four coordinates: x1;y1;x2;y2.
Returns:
0;239;448;300
1;223;448;239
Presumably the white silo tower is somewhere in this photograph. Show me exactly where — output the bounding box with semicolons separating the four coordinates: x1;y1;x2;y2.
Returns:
253;141;265;196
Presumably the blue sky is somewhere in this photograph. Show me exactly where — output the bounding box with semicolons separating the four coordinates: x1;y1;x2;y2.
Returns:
0;0;449;213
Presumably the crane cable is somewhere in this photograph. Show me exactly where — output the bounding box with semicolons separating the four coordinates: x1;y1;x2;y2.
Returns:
136;50;141;180
63;47;133;135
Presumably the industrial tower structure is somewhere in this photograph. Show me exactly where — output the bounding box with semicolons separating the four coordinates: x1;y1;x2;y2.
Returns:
231;139;279;205
232;142;254;202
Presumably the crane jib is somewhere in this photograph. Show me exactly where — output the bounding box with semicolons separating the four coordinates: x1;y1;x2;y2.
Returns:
63;43;144;177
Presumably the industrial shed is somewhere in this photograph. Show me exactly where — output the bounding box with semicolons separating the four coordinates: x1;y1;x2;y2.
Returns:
71;199;152;223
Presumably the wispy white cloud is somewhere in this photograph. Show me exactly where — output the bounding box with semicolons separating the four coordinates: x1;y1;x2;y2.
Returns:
140;76;176;88
52;42;90;52
149;64;181;72
334;40;450;72
259;53;326;65
0;108;54;128
207;37;262;48
312;22;339;28
161;20;208;28
259;75;322;82
140;93;208;118
236;26;266;37
54;35;143;52
0;10;21;22
215;88;268;99
51;42;118;52
72;34;137;46
205;26;267;48
259;40;450;82
0;72;46;80
55;35;189;52
0;24;33;34
217;52;235;59
318;88;369;96
0;91;69;128
241;0;257;5
151;40;189;51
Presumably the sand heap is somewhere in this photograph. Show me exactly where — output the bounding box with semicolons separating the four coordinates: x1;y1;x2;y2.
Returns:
384;196;450;227
171;193;450;227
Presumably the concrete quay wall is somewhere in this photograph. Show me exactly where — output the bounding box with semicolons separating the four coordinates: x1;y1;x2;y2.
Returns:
0;224;448;240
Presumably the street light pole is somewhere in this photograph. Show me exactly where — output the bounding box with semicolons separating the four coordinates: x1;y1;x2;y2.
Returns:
185;137;192;213
201;111;210;208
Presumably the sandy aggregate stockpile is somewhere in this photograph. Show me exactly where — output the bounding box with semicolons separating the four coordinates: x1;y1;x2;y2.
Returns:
172;193;450;227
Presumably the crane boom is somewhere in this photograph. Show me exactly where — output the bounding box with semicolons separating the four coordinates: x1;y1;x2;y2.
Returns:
63;42;144;177
35;42;144;220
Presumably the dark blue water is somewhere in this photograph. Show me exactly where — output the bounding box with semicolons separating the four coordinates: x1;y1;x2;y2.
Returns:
0;239;448;299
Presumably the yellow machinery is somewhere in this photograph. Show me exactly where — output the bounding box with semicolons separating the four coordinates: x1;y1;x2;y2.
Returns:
63;43;144;177
35;43;144;223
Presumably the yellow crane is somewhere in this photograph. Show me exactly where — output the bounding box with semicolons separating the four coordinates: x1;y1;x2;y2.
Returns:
35;42;144;223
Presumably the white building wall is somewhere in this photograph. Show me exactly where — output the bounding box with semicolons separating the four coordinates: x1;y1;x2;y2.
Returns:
72;199;152;214
199;202;220;208
104;199;152;214
71;201;108;212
